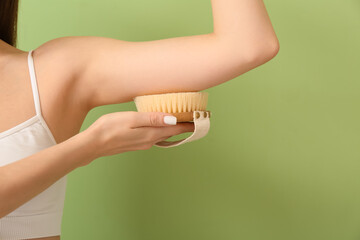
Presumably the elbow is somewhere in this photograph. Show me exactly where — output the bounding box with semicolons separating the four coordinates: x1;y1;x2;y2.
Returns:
245;37;280;66
263;37;280;60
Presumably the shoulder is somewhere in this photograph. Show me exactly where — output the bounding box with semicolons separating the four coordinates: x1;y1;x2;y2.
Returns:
32;36;98;111
32;36;133;111
29;37;102;141
32;36;91;78
33;36;116;66
32;36;121;108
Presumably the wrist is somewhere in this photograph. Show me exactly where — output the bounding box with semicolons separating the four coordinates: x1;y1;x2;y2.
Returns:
69;128;102;168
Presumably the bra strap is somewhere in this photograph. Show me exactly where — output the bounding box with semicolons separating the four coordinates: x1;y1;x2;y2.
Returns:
27;50;42;117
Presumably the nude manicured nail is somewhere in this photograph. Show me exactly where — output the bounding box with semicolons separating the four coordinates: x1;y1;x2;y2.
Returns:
164;116;177;125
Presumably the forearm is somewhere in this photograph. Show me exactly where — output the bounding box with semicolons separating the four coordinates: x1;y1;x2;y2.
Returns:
0;129;98;218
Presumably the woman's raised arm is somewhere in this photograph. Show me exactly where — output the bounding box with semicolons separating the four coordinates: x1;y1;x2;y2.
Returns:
33;0;279;111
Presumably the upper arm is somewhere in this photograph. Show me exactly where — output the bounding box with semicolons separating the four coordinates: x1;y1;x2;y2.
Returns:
35;34;279;111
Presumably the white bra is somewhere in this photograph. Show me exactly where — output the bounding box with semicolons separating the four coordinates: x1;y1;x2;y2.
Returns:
0;50;67;240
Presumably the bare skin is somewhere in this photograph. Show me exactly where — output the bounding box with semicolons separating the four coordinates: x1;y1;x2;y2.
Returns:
0;0;279;239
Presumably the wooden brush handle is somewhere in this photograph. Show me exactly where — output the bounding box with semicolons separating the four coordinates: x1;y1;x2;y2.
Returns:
170;111;211;122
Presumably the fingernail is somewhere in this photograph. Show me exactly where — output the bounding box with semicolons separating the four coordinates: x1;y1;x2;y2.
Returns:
164;116;177;125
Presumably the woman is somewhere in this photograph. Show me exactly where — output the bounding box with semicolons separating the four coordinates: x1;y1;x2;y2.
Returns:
0;0;279;239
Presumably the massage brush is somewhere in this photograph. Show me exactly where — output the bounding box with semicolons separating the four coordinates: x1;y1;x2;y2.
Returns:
133;92;211;148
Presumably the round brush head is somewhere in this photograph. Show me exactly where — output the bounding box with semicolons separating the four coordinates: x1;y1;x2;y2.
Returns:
133;92;210;122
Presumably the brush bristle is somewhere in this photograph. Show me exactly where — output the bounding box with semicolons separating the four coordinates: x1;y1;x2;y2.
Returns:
134;92;208;113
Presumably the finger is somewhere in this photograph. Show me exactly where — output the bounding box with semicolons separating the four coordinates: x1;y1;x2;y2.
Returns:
178;122;195;133
154;122;195;138
130;112;177;128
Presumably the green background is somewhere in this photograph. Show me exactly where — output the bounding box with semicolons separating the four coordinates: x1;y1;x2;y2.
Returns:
17;0;360;239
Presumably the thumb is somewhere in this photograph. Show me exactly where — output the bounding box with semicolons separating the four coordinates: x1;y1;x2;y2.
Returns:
132;112;177;128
